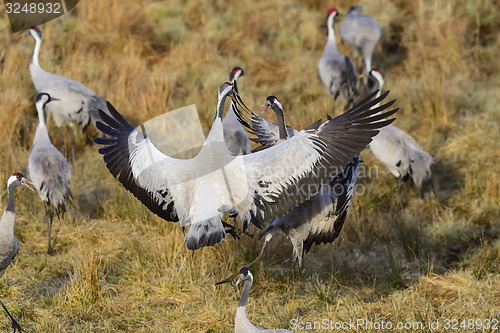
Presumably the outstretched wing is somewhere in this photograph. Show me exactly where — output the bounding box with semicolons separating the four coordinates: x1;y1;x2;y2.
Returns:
94;102;179;222
232;90;397;228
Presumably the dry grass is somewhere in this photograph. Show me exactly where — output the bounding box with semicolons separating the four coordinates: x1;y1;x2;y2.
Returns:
0;0;499;331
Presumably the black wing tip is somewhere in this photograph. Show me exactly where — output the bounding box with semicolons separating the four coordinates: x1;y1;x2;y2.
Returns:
95;121;108;133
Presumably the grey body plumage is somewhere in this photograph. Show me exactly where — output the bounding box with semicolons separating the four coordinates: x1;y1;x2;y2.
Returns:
367;69;434;198
319;8;358;108
339;6;381;74
28;93;72;254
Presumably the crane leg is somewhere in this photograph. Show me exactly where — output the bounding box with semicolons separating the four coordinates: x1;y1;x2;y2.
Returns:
222;221;240;240
46;206;55;255
0;300;22;333
397;177;409;207
70;126;76;163
222;221;258;239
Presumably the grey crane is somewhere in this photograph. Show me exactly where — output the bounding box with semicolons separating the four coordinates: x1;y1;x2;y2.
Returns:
27;26;110;158
318;8;358;108
223;67;251;155
339;5;381;75
0;172;34;332
28;93;72;254
233;95;362;267
235;267;292;333
95;82;397;251
367;69;434;198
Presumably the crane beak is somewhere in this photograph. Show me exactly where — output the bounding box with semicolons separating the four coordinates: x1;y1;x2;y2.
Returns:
260;102;271;112
21;177;35;192
235;276;243;286
215;271;238;286
50;97;61;102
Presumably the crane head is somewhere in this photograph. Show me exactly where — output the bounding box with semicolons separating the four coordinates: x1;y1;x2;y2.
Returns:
27;26;42;38
327;8;338;19
218;82;233;98
347;5;363;15
368;68;385;89
261;96;282;113
229;67;245;83
36;92;58;105
8;173;35;191
236;267;253;286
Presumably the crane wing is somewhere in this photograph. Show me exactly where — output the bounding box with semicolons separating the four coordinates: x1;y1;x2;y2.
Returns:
233;91;397;228
303;156;360;252
234;106;298;148
95;102;179;222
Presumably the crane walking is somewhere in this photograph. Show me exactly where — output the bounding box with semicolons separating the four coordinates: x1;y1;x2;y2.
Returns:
28;93;72;254
0;172;34;332
367;69;434;198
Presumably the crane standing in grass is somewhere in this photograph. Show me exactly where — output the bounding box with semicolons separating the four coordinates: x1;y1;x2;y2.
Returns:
339;5;381;77
27;26;110;159
318;8;358;109
367;69;434;198
28;93;72;254
235;267;292;333
0;172;35;333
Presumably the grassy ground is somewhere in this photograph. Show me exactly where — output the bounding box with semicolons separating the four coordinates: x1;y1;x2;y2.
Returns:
0;0;499;331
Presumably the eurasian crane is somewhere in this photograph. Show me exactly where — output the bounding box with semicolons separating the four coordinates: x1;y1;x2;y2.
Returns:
28;93;72;254
318;8;358;109
367;69;434;198
339;5;381;75
27;26;110;159
0;172;34;332
233;95;361;267
235;267;292;333
95;82;397;251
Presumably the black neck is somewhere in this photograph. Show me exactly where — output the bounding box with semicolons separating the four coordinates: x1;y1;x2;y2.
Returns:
6;184;16;213
215;95;229;120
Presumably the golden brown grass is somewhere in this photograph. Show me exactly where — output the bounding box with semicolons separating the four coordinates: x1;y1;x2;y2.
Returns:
0;0;499;331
